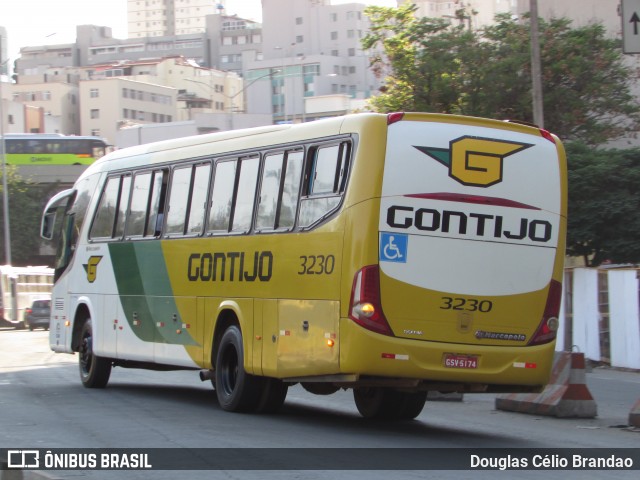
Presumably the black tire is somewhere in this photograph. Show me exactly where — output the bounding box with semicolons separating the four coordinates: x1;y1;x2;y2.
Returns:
215;325;263;412
256;378;288;413
79;319;112;388
394;391;428;420
353;387;427;420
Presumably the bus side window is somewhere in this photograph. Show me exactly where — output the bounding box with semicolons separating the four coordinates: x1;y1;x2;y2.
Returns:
231;156;260;233
208;160;237;233
298;141;350;228
280;150;304;228
126;172;153;237
147;169;168;236
165;166;192;235
89;175;131;240
187;163;212;235
256;149;303;232
165;162;211;237
114;176;132;238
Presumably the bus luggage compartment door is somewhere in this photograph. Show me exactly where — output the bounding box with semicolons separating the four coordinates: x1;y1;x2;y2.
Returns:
274;299;339;377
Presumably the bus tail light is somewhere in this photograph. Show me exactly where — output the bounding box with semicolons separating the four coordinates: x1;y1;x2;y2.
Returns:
528;280;562;346
387;112;405;125
349;266;394;336
539;128;556;144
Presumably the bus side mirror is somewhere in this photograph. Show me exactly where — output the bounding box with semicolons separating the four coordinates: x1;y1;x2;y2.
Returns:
41;210;56;240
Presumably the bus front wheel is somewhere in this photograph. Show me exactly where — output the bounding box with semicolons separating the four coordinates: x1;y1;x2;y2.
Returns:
215;325;263;412
79;319;112;388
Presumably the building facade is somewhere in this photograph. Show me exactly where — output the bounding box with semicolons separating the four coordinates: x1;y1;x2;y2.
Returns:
246;0;381;122
79;77;177;142
402;0;621;37
10;82;80;135
127;0;222;38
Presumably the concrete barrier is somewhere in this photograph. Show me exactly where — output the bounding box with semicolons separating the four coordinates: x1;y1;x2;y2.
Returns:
495;351;597;418
629;398;640;428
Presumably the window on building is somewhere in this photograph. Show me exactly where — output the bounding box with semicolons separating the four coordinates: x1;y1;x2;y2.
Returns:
90;88;99;98
330;31;338;40
90;109;100;119
348;48;356;56
296;35;303;43
296;17;303;25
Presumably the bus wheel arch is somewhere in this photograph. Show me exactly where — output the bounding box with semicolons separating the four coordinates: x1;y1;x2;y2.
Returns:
75;307;112;388
211;308;241;369
71;303;92;352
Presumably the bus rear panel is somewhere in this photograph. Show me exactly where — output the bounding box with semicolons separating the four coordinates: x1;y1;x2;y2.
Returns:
341;113;566;393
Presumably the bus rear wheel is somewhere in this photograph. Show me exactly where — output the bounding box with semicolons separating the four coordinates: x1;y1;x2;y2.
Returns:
257;378;288;413
215;325;263;412
353;387;427;420
79;319;112;388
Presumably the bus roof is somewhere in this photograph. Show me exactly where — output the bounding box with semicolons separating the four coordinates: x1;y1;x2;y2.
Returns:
2;133;109;143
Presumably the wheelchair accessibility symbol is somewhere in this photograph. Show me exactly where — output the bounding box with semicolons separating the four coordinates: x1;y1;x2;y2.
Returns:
380;232;408;263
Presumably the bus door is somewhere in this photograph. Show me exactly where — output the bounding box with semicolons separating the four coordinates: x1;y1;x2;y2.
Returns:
42;189;77;352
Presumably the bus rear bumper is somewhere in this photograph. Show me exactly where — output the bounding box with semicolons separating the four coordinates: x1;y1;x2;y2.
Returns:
337;318;556;392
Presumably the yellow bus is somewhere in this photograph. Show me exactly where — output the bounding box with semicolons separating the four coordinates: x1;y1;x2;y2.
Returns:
41;112;567;419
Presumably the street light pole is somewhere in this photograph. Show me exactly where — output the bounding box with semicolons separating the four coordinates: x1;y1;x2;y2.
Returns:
185;71;278;131
530;0;544;128
0;60;12;267
0;54;16;322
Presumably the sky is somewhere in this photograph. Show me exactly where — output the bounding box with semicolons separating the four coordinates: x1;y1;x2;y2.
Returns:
1;0;397;61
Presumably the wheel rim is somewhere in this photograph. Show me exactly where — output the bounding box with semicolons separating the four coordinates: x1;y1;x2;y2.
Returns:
219;343;239;397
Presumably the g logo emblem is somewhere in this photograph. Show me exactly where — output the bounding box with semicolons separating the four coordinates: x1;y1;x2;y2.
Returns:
83;256;102;283
415;136;532;188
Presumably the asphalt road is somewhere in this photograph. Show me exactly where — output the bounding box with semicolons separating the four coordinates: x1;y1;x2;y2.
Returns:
0;329;638;480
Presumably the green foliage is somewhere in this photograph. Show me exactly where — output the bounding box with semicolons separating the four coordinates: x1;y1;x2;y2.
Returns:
0;166;57;266
363;7;640;145
566;143;640;266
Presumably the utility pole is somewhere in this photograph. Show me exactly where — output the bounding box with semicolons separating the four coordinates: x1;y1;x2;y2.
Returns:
530;0;544;128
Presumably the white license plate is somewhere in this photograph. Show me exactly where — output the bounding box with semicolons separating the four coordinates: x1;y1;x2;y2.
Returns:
443;354;478;369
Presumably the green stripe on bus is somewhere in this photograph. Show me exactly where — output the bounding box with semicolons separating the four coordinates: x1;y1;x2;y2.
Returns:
109;242;197;346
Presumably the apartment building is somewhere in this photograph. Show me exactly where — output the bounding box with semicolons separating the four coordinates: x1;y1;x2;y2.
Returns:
15;17;261;78
0;26;7;75
245;0;380;122
80;77;177;142
403;0;621;36
10;82;80;135
128;0;222;38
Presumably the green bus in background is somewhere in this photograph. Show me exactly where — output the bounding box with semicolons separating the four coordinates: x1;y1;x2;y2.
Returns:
2;134;112;165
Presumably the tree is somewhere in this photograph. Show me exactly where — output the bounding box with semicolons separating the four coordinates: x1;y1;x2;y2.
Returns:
565;143;640;266
363;6;640;145
0;166;58;266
